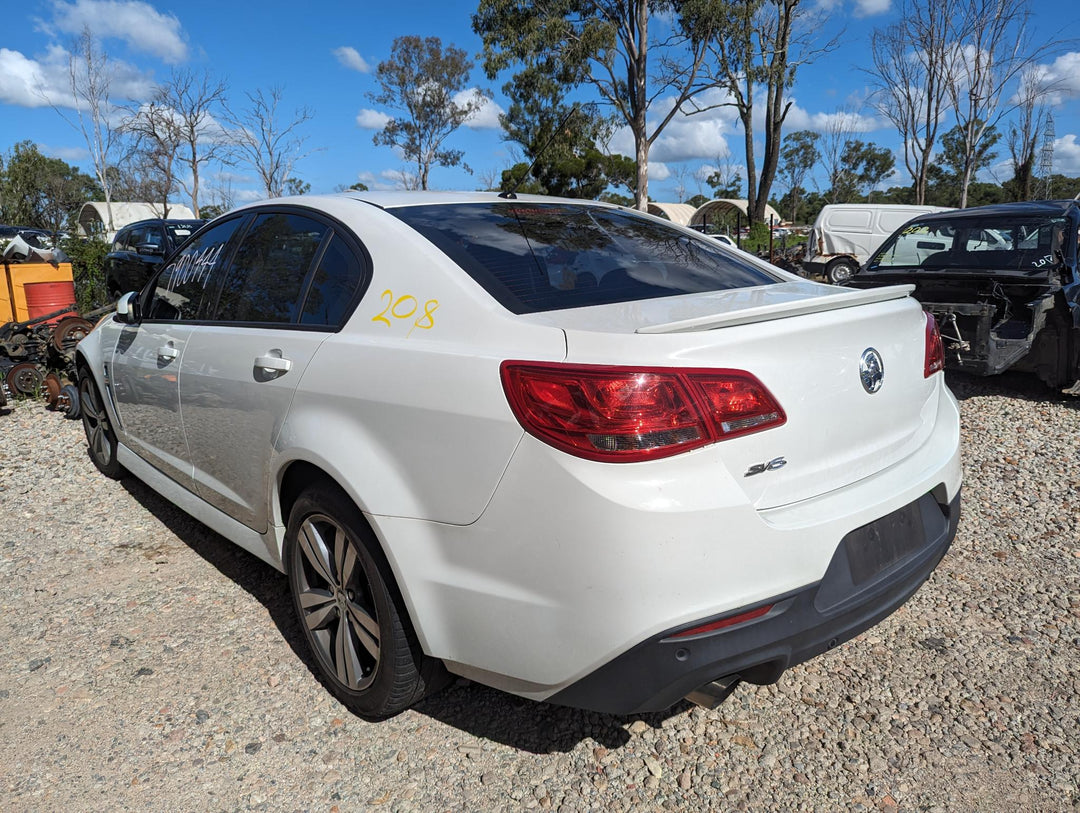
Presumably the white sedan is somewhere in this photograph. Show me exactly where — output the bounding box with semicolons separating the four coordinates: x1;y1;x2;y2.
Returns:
75;192;962;719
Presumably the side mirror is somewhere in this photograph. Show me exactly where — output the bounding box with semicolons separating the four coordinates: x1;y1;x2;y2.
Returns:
115;291;140;324
136;242;164;256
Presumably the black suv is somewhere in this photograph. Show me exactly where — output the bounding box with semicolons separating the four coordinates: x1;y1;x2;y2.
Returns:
104;219;205;299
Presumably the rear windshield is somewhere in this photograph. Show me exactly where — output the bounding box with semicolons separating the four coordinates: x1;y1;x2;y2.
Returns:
390;203;778;313
866;215;1073;275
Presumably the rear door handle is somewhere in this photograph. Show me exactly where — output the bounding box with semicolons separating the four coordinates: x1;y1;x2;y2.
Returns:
157;345;179;361
255;354;292;373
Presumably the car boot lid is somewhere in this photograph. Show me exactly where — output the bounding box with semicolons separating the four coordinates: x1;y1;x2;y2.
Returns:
515;280;915;335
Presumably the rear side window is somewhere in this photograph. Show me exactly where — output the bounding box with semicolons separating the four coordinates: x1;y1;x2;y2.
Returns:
214;213;329;324
144;217;244;321
112;228;132;252
390;203;777;314
300;233;364;326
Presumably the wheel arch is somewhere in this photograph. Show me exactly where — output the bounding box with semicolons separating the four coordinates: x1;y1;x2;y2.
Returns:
273;458;433;653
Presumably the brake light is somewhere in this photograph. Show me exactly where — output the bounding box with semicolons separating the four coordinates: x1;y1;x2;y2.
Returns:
500;362;786;462
924;312;944;377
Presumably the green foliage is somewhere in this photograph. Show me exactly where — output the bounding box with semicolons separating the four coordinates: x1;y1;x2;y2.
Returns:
495;61;636;199
349;181;369;191
599;191;634;207
925;123;1000;207
0;141;101;236
370;36;489;190
778;130;820;222
830;140;895;202
198;204;228;219
62;237;110;313
740;221;774;254
284;178;311;196
705;167;743;199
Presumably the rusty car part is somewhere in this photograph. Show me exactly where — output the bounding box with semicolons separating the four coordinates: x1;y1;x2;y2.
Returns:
6;361;45;395
44;372;62;406
51;317;94;353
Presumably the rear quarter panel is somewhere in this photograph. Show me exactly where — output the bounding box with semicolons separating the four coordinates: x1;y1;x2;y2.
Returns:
273;202;567;526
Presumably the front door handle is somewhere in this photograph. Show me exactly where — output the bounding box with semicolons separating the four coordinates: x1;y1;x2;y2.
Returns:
255;354;292;373
157;344;179;361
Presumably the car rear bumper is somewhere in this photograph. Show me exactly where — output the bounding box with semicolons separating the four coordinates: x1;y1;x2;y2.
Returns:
548;489;961;714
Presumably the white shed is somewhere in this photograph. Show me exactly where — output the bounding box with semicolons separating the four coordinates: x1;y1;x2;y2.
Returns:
77;202;198;240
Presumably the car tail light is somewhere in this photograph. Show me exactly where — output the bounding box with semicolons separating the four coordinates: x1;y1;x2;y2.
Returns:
924;312;944;378
500;362;786;462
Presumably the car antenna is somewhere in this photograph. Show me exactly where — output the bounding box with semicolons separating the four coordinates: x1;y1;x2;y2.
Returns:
498;104;581;200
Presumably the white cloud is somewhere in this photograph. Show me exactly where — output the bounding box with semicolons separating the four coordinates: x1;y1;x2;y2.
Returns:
355;170;395;191
333;46;370;73
40;143;88;161
454;90;503;129
649;162;671;182
356;109;391;129
1052;134;1080;175
853;0;891;16
0;43;153;109
1027;52;1080;106
47;0;188;63
783;104;885;133
0;47;57;107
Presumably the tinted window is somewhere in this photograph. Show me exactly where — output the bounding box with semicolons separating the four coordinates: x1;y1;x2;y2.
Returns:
868;216;1071;274
214;213;328;324
113;228;132;252
141;226;164;251
300;233;364;326
165;222;199;246
144;217;244;321
391;203;778;314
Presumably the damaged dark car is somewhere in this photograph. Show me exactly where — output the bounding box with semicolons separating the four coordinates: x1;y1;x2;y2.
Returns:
847;200;1080;393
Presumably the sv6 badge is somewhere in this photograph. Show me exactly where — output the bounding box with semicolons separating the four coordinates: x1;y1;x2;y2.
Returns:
744;457;787;477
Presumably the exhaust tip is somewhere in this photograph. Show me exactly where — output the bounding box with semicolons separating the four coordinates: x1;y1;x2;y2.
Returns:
685;674;742;709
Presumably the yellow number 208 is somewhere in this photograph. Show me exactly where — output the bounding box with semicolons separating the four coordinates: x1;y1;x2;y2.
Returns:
373;290;440;335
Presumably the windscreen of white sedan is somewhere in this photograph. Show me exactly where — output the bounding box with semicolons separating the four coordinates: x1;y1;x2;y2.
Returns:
391;203;780;313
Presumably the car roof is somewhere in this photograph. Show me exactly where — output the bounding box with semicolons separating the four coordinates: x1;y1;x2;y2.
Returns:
232;190;628;213
911;200;1080;222
123;218;206;228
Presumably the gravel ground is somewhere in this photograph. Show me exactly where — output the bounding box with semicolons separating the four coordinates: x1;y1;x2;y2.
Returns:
0;372;1077;812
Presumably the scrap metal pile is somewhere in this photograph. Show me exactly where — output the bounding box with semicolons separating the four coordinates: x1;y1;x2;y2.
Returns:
0;306;96;416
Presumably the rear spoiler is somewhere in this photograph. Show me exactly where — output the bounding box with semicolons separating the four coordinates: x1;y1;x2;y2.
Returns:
636;284;915;334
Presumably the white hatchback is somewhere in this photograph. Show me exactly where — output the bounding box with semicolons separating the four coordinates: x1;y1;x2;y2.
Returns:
76;192;962;719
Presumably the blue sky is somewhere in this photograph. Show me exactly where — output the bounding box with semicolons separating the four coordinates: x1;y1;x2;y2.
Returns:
2;0;1079;210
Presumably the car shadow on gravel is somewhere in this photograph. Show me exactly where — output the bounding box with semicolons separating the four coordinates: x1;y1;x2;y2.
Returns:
413;683;690;754
117;476;687;754
946;369;1080;404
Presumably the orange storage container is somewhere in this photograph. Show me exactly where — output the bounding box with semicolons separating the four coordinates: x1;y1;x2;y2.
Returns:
2;261;76;323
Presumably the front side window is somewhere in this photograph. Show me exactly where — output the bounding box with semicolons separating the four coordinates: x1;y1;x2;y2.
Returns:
390;203;778;314
144;217;244;321
213;213;329;324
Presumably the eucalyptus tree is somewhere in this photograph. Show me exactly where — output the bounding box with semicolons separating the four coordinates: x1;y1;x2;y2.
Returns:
474;0;719;210
368;36;489;190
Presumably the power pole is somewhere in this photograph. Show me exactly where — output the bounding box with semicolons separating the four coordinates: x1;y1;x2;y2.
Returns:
1038;113;1055;199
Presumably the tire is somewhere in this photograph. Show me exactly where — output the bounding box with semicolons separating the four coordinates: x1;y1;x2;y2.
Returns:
285;484;443;720
826;258;856;285
78;372;125;479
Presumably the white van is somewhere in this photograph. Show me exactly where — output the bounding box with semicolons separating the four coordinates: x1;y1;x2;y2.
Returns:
804;204;953;284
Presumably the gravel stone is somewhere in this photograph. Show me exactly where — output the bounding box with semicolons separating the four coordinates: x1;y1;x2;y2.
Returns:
0;371;1078;810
